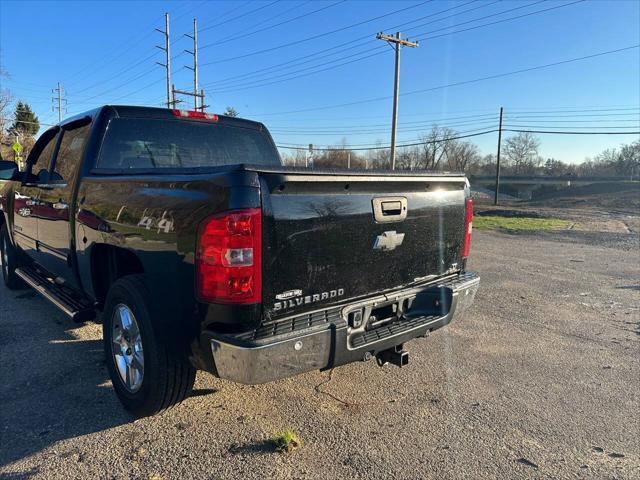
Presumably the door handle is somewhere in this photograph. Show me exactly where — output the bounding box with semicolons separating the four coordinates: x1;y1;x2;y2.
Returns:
381;201;403;215
372;197;407;223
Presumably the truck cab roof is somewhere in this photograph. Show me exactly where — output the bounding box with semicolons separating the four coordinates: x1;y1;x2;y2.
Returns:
56;105;267;132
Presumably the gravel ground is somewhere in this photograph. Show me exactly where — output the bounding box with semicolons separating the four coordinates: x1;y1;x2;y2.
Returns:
1;229;639;480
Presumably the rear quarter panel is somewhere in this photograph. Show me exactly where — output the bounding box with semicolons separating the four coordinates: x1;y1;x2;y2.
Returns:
75;171;261;327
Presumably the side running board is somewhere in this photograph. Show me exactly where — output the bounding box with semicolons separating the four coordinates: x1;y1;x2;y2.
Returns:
15;265;96;323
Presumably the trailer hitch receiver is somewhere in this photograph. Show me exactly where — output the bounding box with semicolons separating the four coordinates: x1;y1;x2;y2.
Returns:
376;345;409;367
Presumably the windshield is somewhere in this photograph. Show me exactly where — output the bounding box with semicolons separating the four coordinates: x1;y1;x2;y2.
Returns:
97;118;280;169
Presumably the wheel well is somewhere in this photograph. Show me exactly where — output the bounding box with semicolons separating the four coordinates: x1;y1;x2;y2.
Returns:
91;244;144;306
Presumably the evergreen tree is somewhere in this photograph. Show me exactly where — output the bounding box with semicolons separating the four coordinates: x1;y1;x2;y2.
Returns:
223;106;239;117
10;101;39;137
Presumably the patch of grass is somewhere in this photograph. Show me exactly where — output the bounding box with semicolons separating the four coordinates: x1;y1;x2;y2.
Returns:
272;429;302;453
474;215;574;231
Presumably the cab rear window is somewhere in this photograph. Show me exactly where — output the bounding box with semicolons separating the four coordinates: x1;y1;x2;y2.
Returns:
97;118;280;169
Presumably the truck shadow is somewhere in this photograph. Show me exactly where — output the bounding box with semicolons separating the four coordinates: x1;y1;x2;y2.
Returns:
0;286;223;473
0;287;132;471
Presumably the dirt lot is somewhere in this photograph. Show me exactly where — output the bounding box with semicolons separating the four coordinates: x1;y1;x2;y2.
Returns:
1;223;639;479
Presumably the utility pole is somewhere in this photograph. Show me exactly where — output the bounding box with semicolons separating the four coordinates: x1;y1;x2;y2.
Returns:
51;81;67;122
172;85;205;111
156;13;171;108
185;18;199;110
494;107;504;205
307;144;313;168
376;31;418;170
200;89;208;112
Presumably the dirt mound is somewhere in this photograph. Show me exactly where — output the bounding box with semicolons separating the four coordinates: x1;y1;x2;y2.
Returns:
529;182;639;213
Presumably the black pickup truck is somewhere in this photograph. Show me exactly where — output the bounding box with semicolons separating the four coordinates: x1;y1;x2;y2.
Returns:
0;106;479;416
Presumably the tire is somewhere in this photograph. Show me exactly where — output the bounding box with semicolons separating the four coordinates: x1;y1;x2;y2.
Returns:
1;224;25;290
102;275;196;417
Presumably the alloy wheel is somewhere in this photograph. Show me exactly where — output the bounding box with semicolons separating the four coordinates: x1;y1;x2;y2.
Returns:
111;304;145;392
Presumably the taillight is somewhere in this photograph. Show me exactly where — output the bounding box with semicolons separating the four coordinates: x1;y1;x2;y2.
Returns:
462;198;473;259
172;109;219;122
196;209;261;304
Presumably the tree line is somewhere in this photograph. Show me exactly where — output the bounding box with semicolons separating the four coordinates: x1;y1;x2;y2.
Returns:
280;127;640;178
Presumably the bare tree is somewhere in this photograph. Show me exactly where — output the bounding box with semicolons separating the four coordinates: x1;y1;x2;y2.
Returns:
416;126;451;169
395;146;420;170
614;141;640;177
446;141;480;172
280;148;308;167
503;132;541;174
0;66;12;158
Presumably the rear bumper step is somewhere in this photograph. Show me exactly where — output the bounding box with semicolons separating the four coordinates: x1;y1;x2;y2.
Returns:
203;272;479;384
15;265;96;323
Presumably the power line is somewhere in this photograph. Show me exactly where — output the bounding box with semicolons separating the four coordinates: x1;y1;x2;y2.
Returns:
199;0;433;66
204;0;581;93
257;106;639;122
209;45;387;93
200;0;346;50
504;124;639;129
247;45;639;116
269;119;501;134
505;113;640;120
65;0;201;94
203;0;497;91
69;51;160;96
202;0;484;89
206;0;592;94
267;112;501;129
64;13;166;88
199;0;281;33
226;0;313;32
276;128;500;151
268;113;640;131
416;0;586;40
278;125;501;148
270;122;500;137
0;117;55;127
191;0;254;29
503;106;640;113
504;129;640;135
504;119;640;124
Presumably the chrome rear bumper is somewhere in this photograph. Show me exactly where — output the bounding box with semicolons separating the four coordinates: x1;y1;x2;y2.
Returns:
205;272;479;384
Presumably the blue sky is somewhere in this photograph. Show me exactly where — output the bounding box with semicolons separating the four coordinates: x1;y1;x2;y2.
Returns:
1;0;639;163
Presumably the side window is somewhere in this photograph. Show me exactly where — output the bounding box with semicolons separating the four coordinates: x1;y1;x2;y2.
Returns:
30;132;59;177
53;125;90;183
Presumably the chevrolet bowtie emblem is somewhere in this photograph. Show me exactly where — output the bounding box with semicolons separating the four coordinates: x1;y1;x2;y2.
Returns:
373;231;405;251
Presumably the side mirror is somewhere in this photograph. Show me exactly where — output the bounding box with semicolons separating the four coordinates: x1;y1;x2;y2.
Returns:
0;160;21;181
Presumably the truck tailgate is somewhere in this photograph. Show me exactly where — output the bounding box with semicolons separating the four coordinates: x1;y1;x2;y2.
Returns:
256;169;469;319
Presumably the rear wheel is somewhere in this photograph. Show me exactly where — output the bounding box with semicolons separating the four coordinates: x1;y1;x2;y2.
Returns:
103;275;195;417
0;224;24;290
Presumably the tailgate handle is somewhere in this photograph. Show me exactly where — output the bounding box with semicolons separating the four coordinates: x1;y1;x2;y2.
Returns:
372;197;407;223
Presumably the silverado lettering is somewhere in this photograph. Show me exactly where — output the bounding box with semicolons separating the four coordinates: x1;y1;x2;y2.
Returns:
273;288;346;311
